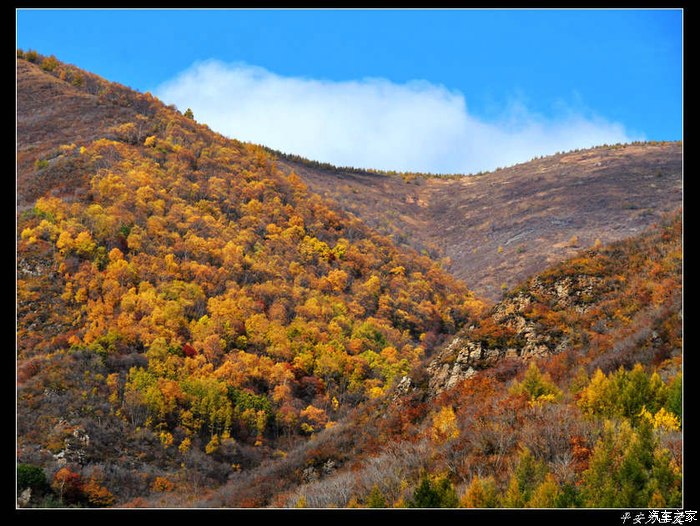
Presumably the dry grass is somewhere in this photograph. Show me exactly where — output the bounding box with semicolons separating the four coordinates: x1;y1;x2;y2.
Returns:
281;142;681;300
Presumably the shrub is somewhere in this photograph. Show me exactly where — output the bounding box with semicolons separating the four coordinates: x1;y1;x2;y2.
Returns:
510;362;562;405
83;477;116;507
72;73;84;87
460;475;499;508
365;484;387;508
152;476;175;492
41;55;59;72
408;473;458;508
51;467;84;505
665;374;682;421
17;464;48;492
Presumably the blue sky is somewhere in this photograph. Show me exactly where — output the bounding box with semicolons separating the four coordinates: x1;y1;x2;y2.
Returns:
17;9;682;173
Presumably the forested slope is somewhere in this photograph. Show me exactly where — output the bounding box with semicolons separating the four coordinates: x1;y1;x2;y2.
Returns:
16;52;682;509
17;53;480;507
223;213;680;509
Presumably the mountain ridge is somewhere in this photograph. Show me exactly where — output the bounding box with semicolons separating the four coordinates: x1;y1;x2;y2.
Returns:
277;141;681;300
16;53;681;302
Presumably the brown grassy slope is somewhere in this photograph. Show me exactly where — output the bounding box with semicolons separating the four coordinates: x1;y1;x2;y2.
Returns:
16;59;156;209
279;142;682;300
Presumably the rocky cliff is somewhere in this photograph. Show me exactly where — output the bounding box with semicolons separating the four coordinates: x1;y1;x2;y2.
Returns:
428;214;682;393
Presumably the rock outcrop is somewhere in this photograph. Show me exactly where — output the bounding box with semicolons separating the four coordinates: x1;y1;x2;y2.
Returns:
428;273;605;393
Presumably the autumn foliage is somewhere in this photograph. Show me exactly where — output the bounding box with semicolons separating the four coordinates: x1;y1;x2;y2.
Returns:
16;52;682;509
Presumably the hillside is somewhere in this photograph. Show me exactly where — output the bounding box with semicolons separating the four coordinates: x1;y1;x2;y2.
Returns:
428;210;682;393
16;53;480;507
279;142;681;300
198;212;680;509
17;53;682;303
16;58;160;209
16;52;682;510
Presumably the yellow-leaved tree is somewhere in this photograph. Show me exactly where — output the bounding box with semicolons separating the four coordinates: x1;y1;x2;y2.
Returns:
430;405;459;444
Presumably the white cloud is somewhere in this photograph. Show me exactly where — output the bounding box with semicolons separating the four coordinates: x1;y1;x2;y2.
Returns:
155;60;640;174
